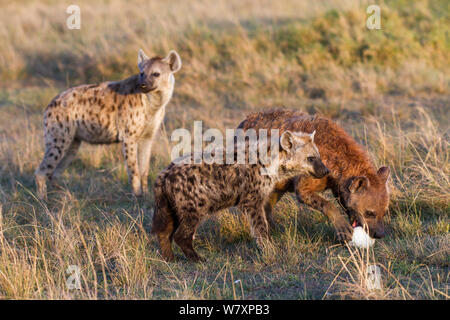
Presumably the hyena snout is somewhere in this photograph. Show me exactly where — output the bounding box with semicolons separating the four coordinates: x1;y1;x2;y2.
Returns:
370;221;385;239
139;75;156;93
308;157;329;178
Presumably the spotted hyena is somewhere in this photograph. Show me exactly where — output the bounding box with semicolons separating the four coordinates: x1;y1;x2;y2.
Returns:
151;130;329;261
35;49;182;199
238;109;391;241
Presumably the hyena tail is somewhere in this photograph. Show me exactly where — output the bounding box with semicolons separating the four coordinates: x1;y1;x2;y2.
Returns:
151;180;177;261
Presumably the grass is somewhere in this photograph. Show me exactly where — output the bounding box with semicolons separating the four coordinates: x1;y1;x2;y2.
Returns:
0;0;448;299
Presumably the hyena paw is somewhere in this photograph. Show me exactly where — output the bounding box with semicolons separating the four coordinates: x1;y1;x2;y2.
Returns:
187;252;204;263
255;236;272;251
334;219;353;242
132;184;143;197
35;174;48;201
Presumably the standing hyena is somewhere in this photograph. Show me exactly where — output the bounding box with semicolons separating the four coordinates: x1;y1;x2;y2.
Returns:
151;130;329;262
35;49;182;199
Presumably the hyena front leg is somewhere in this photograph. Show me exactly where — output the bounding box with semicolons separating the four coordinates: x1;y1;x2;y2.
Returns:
264;191;285;230
295;178;353;241
138;138;153;196
122;139;141;196
240;202;270;248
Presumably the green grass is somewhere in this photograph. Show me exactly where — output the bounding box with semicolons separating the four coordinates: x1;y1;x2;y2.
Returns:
0;0;448;299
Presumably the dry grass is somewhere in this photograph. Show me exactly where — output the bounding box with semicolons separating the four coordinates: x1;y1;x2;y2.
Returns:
0;0;448;299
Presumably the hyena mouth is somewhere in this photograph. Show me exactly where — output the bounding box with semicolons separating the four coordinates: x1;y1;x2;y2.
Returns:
141;86;157;93
352;219;361;228
310;169;328;179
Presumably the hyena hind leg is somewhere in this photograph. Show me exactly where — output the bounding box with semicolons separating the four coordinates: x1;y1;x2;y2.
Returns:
156;217;176;262
52;138;81;180
35;137;75;200
173;216;202;262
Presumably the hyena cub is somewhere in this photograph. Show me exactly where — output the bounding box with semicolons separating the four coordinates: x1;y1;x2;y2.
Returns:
35;49;182;199
152;130;329;262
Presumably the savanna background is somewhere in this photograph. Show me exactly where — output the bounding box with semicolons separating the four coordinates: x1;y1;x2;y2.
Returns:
0;0;448;299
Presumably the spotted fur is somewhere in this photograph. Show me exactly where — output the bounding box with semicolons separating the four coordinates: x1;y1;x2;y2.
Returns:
35;50;182;199
151;131;328;262
238;109;391;240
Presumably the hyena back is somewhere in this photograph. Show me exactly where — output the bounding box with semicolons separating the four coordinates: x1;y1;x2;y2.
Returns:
35;49;182;199
152;131;329;262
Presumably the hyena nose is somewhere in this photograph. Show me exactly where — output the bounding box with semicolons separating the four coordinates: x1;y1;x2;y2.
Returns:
373;228;385;239
312;161;329;178
317;162;329;177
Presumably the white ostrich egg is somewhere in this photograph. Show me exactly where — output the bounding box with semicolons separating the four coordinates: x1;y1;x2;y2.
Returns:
350;226;375;249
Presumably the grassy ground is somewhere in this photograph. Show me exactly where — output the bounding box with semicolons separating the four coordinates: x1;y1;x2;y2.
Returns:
0;0;448;299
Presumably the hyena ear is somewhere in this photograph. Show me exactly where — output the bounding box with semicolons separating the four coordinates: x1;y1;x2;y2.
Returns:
377;166;390;182
164;50;182;73
280;131;294;152
138;49;149;66
349;176;370;194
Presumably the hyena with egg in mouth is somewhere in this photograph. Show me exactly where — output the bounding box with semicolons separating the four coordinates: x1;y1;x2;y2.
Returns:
151;130;329;262
35;49;181;199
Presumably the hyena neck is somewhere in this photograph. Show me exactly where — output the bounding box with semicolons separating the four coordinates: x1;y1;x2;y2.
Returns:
115;74;174;114
337;158;379;188
258;155;290;184
323;131;379;187
143;80;174;115
111;74;142;95
144;88;173;114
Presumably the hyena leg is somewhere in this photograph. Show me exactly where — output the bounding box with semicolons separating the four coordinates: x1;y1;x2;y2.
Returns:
264;191;285;230
152;181;179;261
52;138;81;180
138;138;153;196
240;202;270;248
122;139;141;196
35;134;75;200
173;216;202;262
156;214;176;262
295;178;352;241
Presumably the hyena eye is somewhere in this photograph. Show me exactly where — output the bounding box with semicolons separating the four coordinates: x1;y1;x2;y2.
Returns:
152;72;160;77
307;157;315;163
365;211;376;217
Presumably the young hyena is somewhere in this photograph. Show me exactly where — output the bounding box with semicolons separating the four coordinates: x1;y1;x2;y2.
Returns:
35;49;182;199
151;131;329;262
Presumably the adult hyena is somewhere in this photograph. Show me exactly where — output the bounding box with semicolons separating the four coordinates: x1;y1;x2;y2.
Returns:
238;109;391;241
35;49;182;199
151;130;329;262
